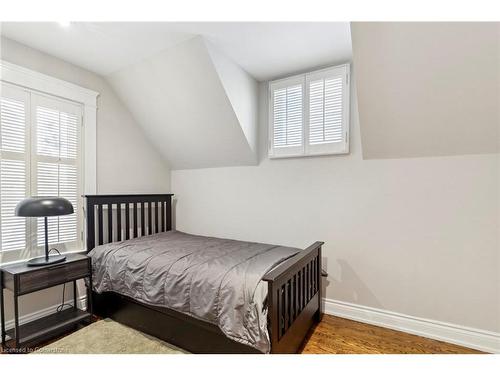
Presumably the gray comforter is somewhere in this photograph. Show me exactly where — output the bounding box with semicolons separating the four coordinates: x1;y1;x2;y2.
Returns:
89;230;300;353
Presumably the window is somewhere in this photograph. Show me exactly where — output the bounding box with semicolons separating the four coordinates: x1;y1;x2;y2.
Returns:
0;83;83;257
269;64;350;158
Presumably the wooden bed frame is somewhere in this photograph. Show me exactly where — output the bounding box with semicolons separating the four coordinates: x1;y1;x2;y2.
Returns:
85;194;324;353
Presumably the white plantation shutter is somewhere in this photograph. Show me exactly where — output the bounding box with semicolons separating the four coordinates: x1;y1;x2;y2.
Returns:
33;94;82;250
1;97;26;152
269;76;305;157
36;162;59;245
0;85;29;253
308;77;343;144
273;85;303;147
58;164;78;243
269;64;350;158
306;65;349;155
0;82;83;256
0;159;26;251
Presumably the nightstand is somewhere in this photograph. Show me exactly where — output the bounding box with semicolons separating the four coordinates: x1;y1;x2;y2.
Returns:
0;253;93;350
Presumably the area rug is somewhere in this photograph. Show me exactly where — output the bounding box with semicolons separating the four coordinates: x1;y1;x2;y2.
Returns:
35;319;188;354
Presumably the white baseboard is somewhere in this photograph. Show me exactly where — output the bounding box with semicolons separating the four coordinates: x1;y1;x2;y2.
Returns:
3;296;87;340
323;298;500;354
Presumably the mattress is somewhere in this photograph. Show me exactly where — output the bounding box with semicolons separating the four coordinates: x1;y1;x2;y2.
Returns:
88;230;300;353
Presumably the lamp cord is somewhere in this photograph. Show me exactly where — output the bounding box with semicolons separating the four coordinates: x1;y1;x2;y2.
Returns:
49;248;75;312
48;248;61;256
56;283;74;312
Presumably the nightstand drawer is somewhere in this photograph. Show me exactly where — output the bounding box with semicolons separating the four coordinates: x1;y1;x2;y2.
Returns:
18;259;89;294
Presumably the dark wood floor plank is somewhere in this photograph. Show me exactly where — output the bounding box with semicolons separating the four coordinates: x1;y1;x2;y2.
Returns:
300;315;483;354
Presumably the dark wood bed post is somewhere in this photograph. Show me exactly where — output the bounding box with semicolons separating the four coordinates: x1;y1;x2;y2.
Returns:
85;198;95;252
263;241;324;353
84;194;324;354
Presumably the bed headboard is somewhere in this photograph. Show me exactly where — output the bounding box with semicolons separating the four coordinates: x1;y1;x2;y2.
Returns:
84;194;173;252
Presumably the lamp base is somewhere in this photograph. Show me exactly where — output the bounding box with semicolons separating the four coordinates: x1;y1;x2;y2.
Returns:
27;254;66;267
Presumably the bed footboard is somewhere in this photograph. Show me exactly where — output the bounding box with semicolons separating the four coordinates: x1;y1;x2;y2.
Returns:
263;241;324;353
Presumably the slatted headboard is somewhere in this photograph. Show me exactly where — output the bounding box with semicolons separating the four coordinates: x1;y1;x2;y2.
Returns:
84;194;173;252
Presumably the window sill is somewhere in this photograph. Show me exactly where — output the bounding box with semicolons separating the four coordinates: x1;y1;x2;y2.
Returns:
269;149;350;160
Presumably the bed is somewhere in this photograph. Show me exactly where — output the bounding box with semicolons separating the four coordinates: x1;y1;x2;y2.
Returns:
85;194;324;353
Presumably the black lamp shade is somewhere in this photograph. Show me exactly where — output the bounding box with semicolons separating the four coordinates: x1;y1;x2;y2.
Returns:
15;197;74;217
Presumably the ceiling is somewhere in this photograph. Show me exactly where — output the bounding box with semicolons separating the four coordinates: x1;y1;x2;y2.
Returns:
0;22;352;81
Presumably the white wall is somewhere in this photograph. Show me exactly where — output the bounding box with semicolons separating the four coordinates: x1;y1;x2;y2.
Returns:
172;80;500;333
0;37;171;322
351;22;499;160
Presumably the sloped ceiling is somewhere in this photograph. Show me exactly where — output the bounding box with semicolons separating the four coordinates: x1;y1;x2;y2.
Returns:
351;22;500;159
108;36;258;169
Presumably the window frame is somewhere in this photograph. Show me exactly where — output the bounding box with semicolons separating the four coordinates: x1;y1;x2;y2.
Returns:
0;61;98;265
268;63;351;159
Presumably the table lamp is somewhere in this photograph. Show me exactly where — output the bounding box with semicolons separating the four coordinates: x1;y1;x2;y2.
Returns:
15;197;74;267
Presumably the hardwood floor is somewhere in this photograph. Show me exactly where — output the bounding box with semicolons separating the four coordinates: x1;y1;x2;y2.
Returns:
2;314;483;354
300;315;484;354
